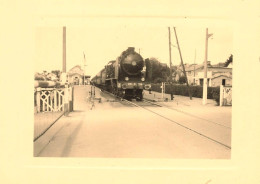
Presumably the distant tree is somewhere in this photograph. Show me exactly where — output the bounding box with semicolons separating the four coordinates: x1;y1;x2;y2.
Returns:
179;76;187;84
169;66;177;82
40;70;48;79
154;77;164;84
149;57;169;83
51;70;61;78
224;54;233;67
162;66;170;82
34;73;45;80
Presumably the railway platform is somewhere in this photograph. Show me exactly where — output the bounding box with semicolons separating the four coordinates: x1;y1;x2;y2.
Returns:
143;89;217;107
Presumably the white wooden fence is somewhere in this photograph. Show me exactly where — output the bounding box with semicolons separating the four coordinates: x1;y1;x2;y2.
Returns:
34;85;73;142
34;85;73;113
220;85;232;106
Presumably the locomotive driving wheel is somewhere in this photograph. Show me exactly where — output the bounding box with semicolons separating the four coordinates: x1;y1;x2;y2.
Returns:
136;89;143;101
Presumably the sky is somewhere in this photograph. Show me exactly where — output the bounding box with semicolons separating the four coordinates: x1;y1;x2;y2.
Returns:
35;24;233;77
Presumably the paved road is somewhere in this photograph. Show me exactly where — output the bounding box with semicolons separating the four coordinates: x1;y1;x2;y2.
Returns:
36;85;231;158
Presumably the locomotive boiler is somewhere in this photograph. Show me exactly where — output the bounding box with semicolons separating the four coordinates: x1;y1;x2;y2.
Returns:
92;47;152;100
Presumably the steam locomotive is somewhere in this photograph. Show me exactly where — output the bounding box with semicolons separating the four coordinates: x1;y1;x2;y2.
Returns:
91;47;152;101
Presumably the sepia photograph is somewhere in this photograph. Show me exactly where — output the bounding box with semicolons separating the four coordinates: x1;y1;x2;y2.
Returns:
34;25;233;158
1;0;260;184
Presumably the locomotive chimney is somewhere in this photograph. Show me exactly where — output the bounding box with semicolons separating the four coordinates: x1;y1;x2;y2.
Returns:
128;47;135;51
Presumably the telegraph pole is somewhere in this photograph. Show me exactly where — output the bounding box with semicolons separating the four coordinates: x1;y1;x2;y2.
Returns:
61;26;67;84
168;27;174;100
203;28;213;105
193;49;196;85
168;27;173;74
173;27;192;100
62;26;69;115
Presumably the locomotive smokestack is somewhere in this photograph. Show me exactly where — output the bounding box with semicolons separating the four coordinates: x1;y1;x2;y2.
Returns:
128;47;135;51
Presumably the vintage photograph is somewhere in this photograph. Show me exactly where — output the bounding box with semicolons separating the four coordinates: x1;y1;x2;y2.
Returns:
2;0;260;183
34;25;232;159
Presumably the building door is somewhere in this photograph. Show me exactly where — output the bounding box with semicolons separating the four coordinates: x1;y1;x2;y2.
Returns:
222;79;226;86
74;77;79;85
200;79;203;86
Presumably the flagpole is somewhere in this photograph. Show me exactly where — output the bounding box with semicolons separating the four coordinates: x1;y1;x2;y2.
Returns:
83;52;86;86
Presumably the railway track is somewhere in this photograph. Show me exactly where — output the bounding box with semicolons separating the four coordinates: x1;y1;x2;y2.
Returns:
100;88;231;149
142;99;231;129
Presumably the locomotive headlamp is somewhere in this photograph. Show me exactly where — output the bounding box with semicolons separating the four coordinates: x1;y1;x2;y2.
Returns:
132;61;137;66
141;77;145;81
125;77;129;81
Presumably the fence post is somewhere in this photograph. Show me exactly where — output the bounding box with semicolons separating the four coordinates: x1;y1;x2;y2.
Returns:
72;86;74;111
50;90;53;112
164;82;166;99
69;86;73;112
219;85;223;106
161;82;163;98
36;87;41;112
64;84;69;116
161;82;165;99
54;89;57;111
46;90;49;112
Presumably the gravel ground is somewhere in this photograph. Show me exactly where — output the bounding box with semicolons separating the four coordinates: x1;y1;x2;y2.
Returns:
34;111;64;140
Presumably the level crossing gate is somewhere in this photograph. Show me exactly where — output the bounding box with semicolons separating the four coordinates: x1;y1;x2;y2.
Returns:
219;85;232;106
35;88;65;112
34;85;73;142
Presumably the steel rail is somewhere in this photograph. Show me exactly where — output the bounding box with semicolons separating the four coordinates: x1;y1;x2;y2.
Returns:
129;99;231;149
142;99;231;129
99;87;231;149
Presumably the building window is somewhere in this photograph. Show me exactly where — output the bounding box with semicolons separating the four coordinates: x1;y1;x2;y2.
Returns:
222;79;226;86
200;79;210;86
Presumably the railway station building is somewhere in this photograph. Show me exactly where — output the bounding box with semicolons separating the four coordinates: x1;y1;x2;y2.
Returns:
175;61;232;87
67;65;91;85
